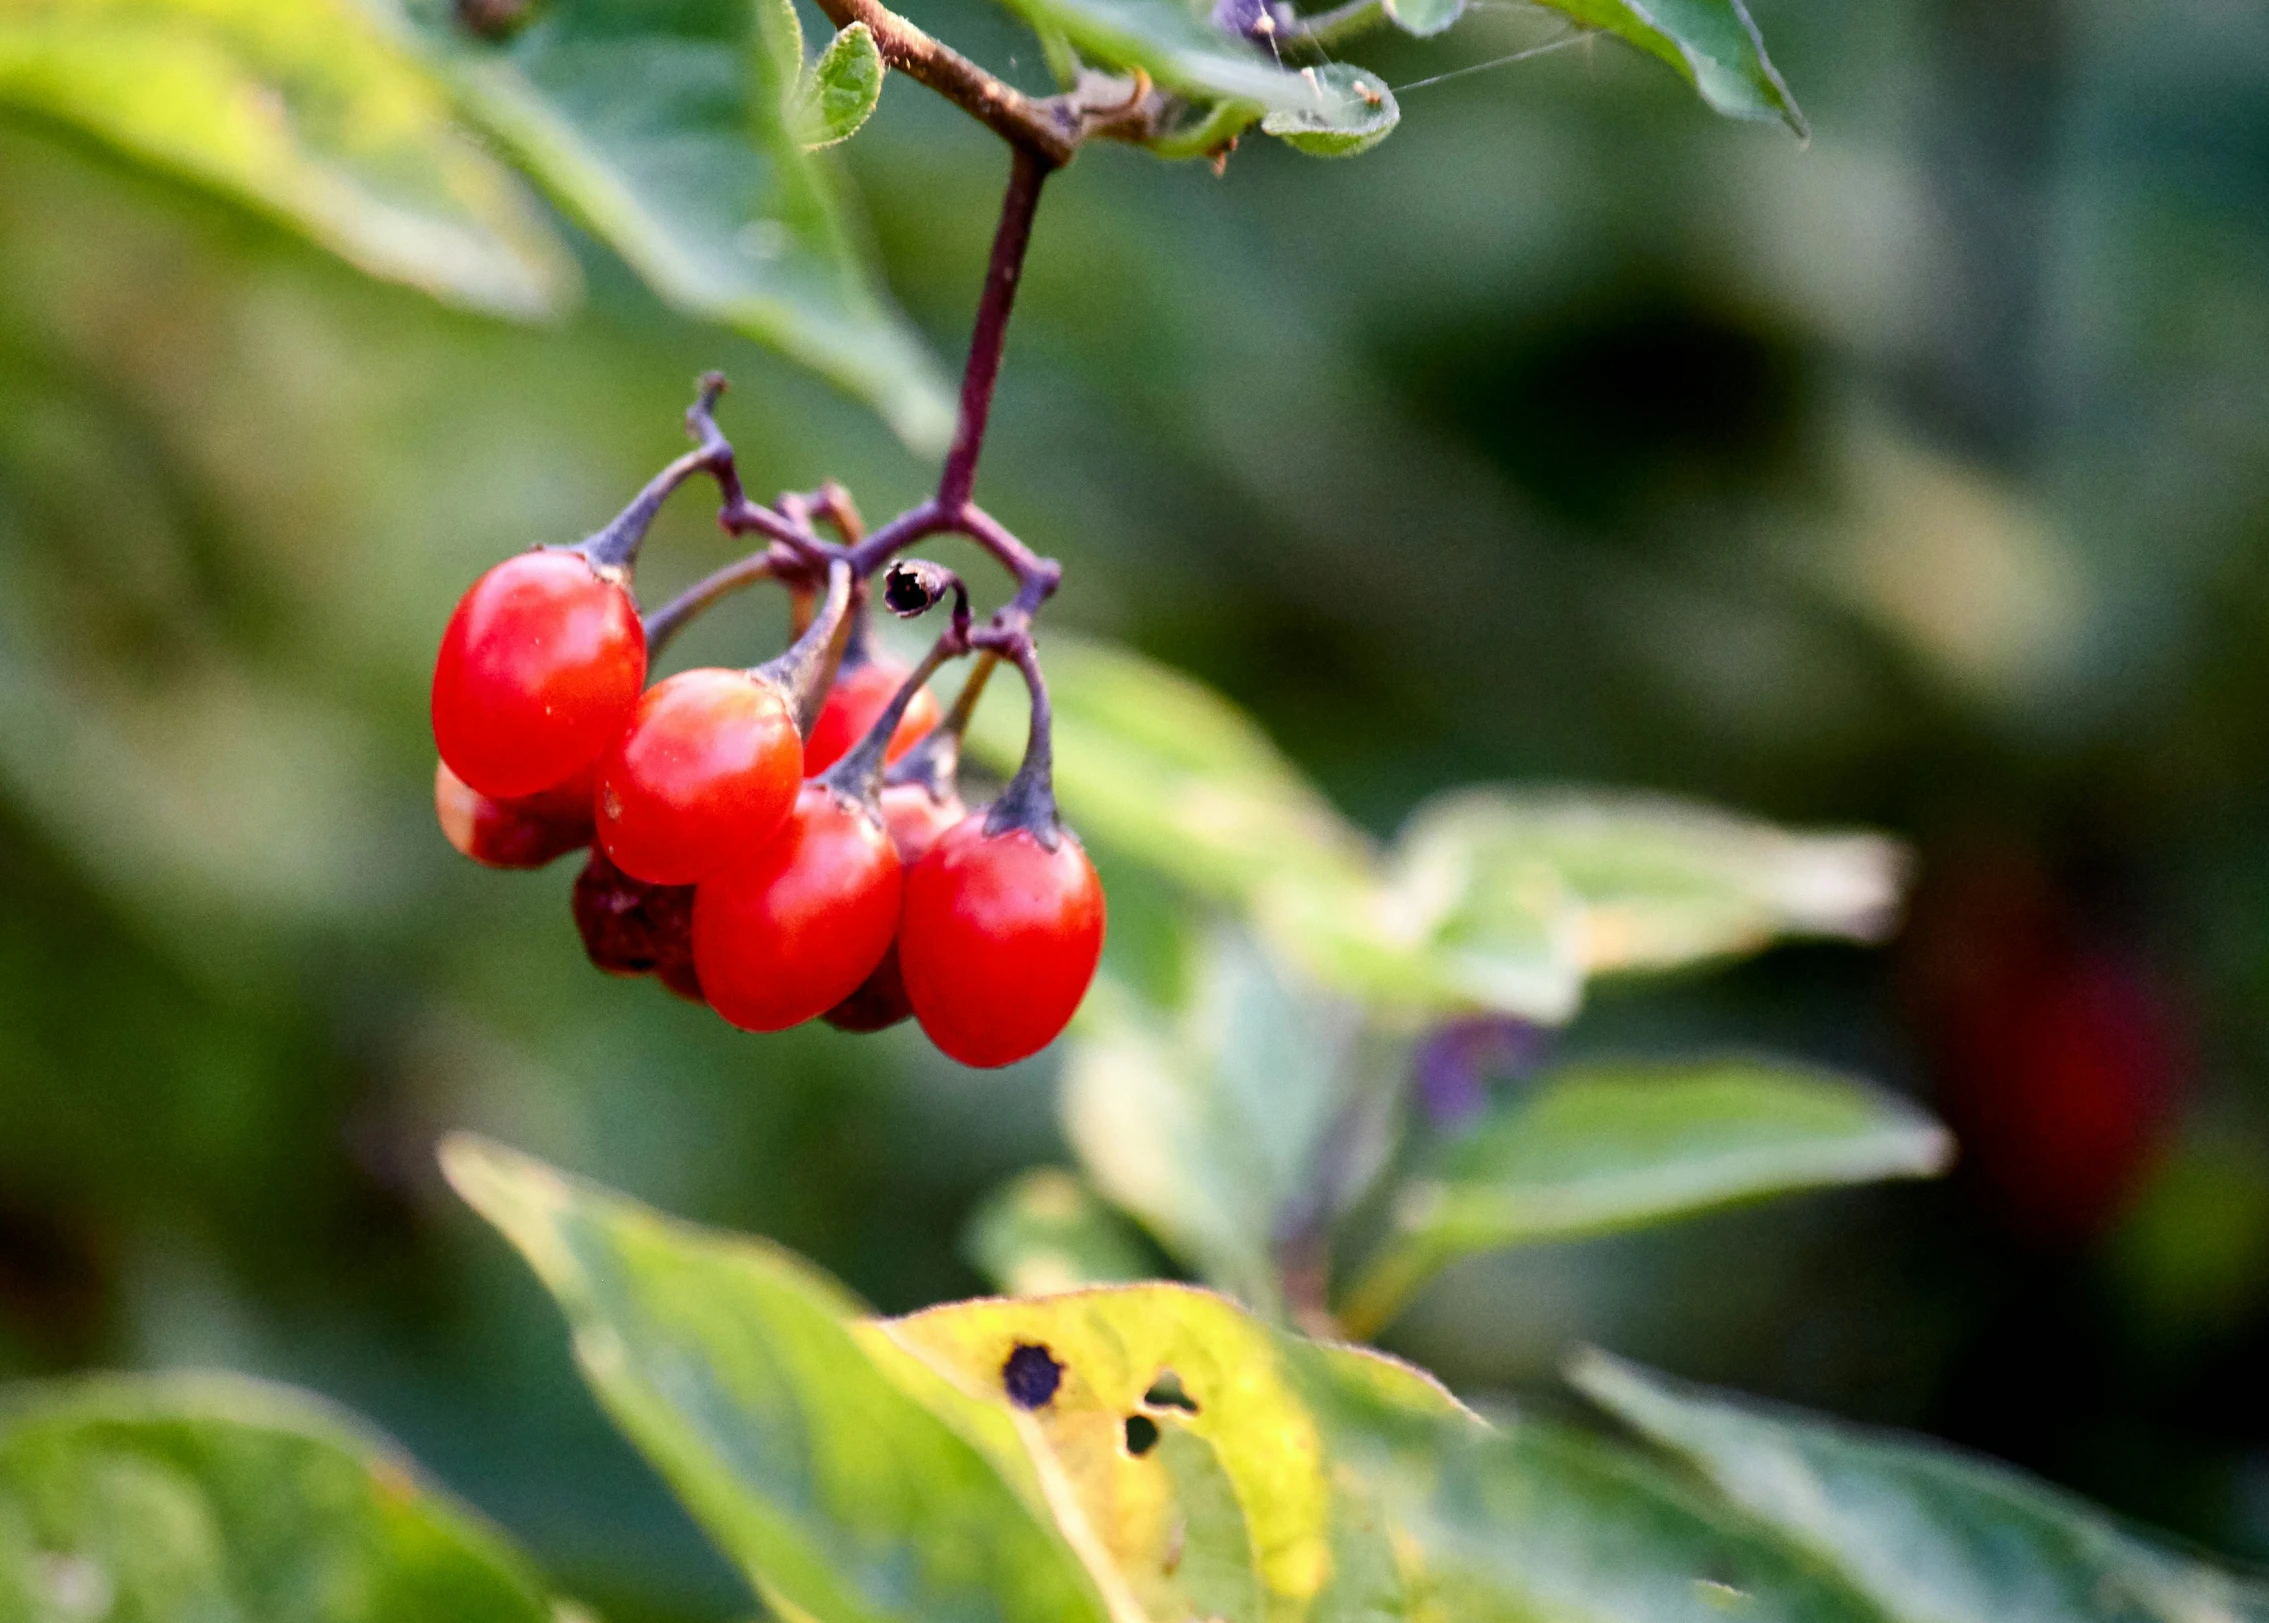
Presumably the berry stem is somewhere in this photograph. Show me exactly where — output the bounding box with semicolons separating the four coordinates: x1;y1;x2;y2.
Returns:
977;636;1062;846
936;148;1048;517
887;650;998;803
574;375;737;573
757;559;854;734
642;549;780;655
821;632;964;802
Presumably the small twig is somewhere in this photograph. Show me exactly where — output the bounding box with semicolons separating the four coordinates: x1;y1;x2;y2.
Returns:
816;481;865;543
641;549;781;655
573;374;737;573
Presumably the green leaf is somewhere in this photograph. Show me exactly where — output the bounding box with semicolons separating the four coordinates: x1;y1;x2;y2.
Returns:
965;636;1587;1022
1372;1410;1887;1623
1394;787;1907;979
1538;0;1805;135
965;634;1377;912
1572;1351;2269;1623
0;0;573;318
795;23;884;148
441;1135;1114;1623
0;1370;551;1623
1338;1058;1952;1336
963;1168;1163;1297
1060;926;1376;1312
390;0;955;451
970;647;1905;1025
1260;63;1399;156
982;0;1340;115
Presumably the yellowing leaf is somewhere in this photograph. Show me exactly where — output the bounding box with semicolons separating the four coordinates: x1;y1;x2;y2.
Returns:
878;1285;1462;1622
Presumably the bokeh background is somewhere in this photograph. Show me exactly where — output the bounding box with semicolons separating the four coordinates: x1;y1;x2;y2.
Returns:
3;0;2267;1610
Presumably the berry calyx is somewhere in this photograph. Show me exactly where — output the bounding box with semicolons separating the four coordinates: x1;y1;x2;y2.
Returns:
805;657;944;776
693;783;903;1033
899;813;1106;1068
595;667;802;885
571;846;702;1001
433;549;645;798
435;759;596;869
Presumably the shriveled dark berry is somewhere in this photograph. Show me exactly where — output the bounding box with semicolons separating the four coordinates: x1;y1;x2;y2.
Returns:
572;846;698;987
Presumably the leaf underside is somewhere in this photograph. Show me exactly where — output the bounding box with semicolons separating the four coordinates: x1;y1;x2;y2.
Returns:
0;0;575;317
391;0;954;450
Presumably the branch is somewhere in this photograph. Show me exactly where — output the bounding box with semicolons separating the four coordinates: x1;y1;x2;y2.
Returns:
810;0;1084;165
937;147;1048;513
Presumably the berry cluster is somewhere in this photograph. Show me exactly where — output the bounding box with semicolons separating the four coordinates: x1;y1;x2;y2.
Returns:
428;379;1104;1070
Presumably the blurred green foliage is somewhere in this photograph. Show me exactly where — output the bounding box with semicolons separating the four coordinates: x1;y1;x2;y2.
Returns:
0;0;2263;1611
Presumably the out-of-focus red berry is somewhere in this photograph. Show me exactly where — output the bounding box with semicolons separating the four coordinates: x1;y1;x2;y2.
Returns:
693;784;902;1032
596;667;801;885
1903;852;2182;1240
899;815;1105;1068
435;759;596;869
823;783;965;1033
433;550;645;798
804;658;943;776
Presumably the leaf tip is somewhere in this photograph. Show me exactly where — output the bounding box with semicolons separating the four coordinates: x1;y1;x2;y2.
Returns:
439;1133;581;1285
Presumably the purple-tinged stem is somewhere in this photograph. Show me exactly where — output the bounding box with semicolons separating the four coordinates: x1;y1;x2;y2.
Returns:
572;375;735;573
887;651;998;804
937;148;1048;516
974;634;1061;846
642;548;781;656
756;560;853;734
821;632;966;805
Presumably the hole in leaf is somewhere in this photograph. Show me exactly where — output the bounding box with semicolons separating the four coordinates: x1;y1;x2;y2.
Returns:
1002;1342;1063;1409
1123;1413;1161;1456
1143;1370;1199;1413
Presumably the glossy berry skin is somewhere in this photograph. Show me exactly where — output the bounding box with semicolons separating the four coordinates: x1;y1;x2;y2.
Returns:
695;784;903;1032
433;550;645;799
824;784;964;1033
597;667;802;885
899;817;1106;1069
571;847;702;1001
804;658;944;776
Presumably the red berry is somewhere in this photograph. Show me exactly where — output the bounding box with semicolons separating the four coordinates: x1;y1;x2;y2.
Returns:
823;783;965;1033
804;659;944;776
595;668;802;885
435;759;596;869
899;816;1106;1068
571;846;701;998
693;784;902;1033
433;550;645;798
